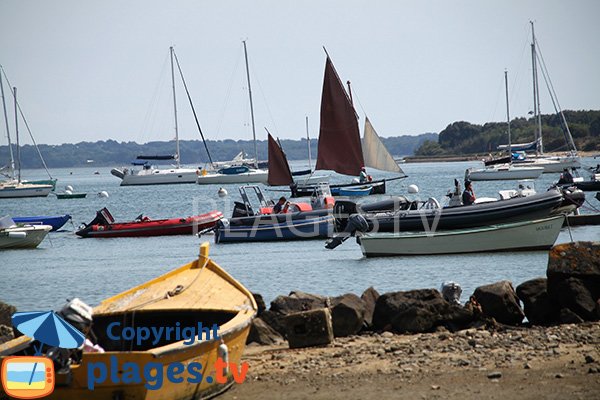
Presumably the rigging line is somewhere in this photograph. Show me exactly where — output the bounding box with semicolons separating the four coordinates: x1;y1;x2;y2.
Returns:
172;49;214;167
138;51;169;142
248;55;279;138
0;68;52;179
215;43;243;143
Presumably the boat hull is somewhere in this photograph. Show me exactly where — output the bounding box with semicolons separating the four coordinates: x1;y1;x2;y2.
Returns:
468;165;544;181
513;156;581;173
13;215;72;231
292;178;396;198
216;214;334;243
76;211;223;238
0;225;52;249
358;215;564;256
196;170;268;185
112;168;199;186
0;183;53;198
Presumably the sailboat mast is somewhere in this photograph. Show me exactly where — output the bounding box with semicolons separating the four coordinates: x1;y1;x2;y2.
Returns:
531;21;543;155
242;40;259;169
305;116;312;169
505;70;511;160
170;46;181;168
13;87;20;183
0;68;15;179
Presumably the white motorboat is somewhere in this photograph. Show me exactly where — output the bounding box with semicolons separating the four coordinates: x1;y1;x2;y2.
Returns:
196;165;268;184
467;164;544;181
357;215;565;257
0;216;52;249
0;181;53;198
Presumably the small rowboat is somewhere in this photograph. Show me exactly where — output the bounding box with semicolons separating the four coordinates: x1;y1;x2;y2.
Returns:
76;208;223;238
332;186;373;196
0;242;257;399
357;215;565;257
55;192;87;199
0;216;52;249
13;214;72;231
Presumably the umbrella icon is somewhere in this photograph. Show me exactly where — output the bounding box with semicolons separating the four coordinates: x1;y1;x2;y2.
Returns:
12;311;85;355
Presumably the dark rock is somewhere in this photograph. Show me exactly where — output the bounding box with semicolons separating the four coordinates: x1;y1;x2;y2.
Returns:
547;242;600;304
516;278;559;325
360;287;380;329
473;281;524;325
330;294;365;337
252;293;266;317
0;324;14;345
247;317;284;345
270;292;328;315
558;308;584;324
553;277;599;321
0;301;16;327
260;310;288;337
284;308;334;349
373;289;473;333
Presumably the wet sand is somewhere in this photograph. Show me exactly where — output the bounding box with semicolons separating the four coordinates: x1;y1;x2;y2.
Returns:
223;322;600;399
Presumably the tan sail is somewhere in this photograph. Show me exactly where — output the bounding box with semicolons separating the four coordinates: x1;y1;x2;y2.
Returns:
363;117;404;174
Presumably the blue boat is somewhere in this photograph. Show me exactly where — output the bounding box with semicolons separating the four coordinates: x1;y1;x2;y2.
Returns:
13;215;72;232
331;186;373;196
215;214;334;243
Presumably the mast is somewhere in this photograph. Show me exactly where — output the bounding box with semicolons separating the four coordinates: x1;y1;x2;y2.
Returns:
242;40;259;169
531;21;543;155
14;87;21;183
305;116;312;169
170;46;181;168
505;70;511;161
0;68;14;179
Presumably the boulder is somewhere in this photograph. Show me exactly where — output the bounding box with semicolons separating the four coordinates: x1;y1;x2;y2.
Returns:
252;293;266;317
284;308;334;349
516;278;559;325
260;310;287;337
360;287;380;329
473;281;524;325
373;289;473;333
0;325;14;345
559;308;585;324
270;292;328;315
0;301;16;327
246;317;284;345
554;277;599;321
330;294;365;337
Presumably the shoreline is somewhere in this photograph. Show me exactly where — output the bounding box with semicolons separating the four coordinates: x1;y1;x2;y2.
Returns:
402;151;598;163
223;322;600;399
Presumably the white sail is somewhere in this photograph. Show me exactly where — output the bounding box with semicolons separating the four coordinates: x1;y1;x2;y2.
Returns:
363;117;404;174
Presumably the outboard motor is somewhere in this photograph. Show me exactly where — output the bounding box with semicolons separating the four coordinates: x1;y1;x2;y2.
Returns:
325;214;370;250
561;186;586;209
333;200;359;231
440;281;462;305
231;201;253;218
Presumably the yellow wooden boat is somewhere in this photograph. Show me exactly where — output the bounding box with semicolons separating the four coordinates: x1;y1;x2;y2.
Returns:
0;243;257;399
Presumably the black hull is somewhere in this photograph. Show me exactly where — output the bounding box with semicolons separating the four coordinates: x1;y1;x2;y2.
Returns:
361;189;564;233
291;176;405;198
575;181;600;192
225;208;331;227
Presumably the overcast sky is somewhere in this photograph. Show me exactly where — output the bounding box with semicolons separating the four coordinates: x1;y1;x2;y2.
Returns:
1;0;599;146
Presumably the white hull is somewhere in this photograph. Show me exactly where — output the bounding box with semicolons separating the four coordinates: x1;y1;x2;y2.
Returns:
468;165;544;181
0;225;52;249
0;182;53;198
113;167;199;186
358;215;564;256
196;169;268;184
513;156;581;173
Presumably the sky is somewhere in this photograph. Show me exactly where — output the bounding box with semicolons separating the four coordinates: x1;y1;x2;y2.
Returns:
1;0;599;146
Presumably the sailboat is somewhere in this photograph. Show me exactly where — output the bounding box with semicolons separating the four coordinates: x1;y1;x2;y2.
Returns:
110;47;203;186
0;73;53;198
467;71;544;181
506;22;580;173
196;41;268;185
291;52;406;197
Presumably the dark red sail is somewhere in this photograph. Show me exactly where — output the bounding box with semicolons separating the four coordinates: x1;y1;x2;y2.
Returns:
267;133;293;186
315;57;364;176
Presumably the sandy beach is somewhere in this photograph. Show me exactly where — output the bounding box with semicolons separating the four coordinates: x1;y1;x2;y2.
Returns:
222;322;600;400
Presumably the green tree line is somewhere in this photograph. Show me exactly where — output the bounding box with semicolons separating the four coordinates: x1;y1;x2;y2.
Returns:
415;110;600;156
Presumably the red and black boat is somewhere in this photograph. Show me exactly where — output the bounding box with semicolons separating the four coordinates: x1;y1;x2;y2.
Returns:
76;208;223;238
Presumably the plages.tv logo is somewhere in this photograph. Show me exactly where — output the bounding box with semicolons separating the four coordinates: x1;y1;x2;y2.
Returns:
1;311;86;399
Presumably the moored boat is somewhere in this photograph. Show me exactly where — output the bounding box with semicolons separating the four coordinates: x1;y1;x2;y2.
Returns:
357;215;565;256
0;242;257;399
0;216;52;249
76;208;223;238
13;214;71;231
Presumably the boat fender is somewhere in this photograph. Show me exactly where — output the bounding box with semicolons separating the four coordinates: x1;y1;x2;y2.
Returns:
65;185;74;192
218;341;229;375
97;191;109;198
7;231;27;239
218;187;228;197
407;184;419;194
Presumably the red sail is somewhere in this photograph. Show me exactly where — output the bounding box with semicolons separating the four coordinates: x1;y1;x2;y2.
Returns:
315;57;364;176
267;133;293;186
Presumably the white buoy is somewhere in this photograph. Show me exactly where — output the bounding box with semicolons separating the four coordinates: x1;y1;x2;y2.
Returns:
218;188;228;197
65;189;73;195
407;184;419;194
65;185;74;192
97;191;109;198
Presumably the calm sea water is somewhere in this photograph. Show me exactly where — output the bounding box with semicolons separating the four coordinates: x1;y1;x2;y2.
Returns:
1;159;599;311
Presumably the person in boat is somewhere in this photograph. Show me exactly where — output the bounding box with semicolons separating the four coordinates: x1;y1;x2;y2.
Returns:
273;196;288;213
462;180;476;206
558;168;574;184
359;167;372;183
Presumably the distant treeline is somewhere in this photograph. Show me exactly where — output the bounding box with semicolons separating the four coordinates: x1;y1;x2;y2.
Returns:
1;133;437;169
415;110;600;156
